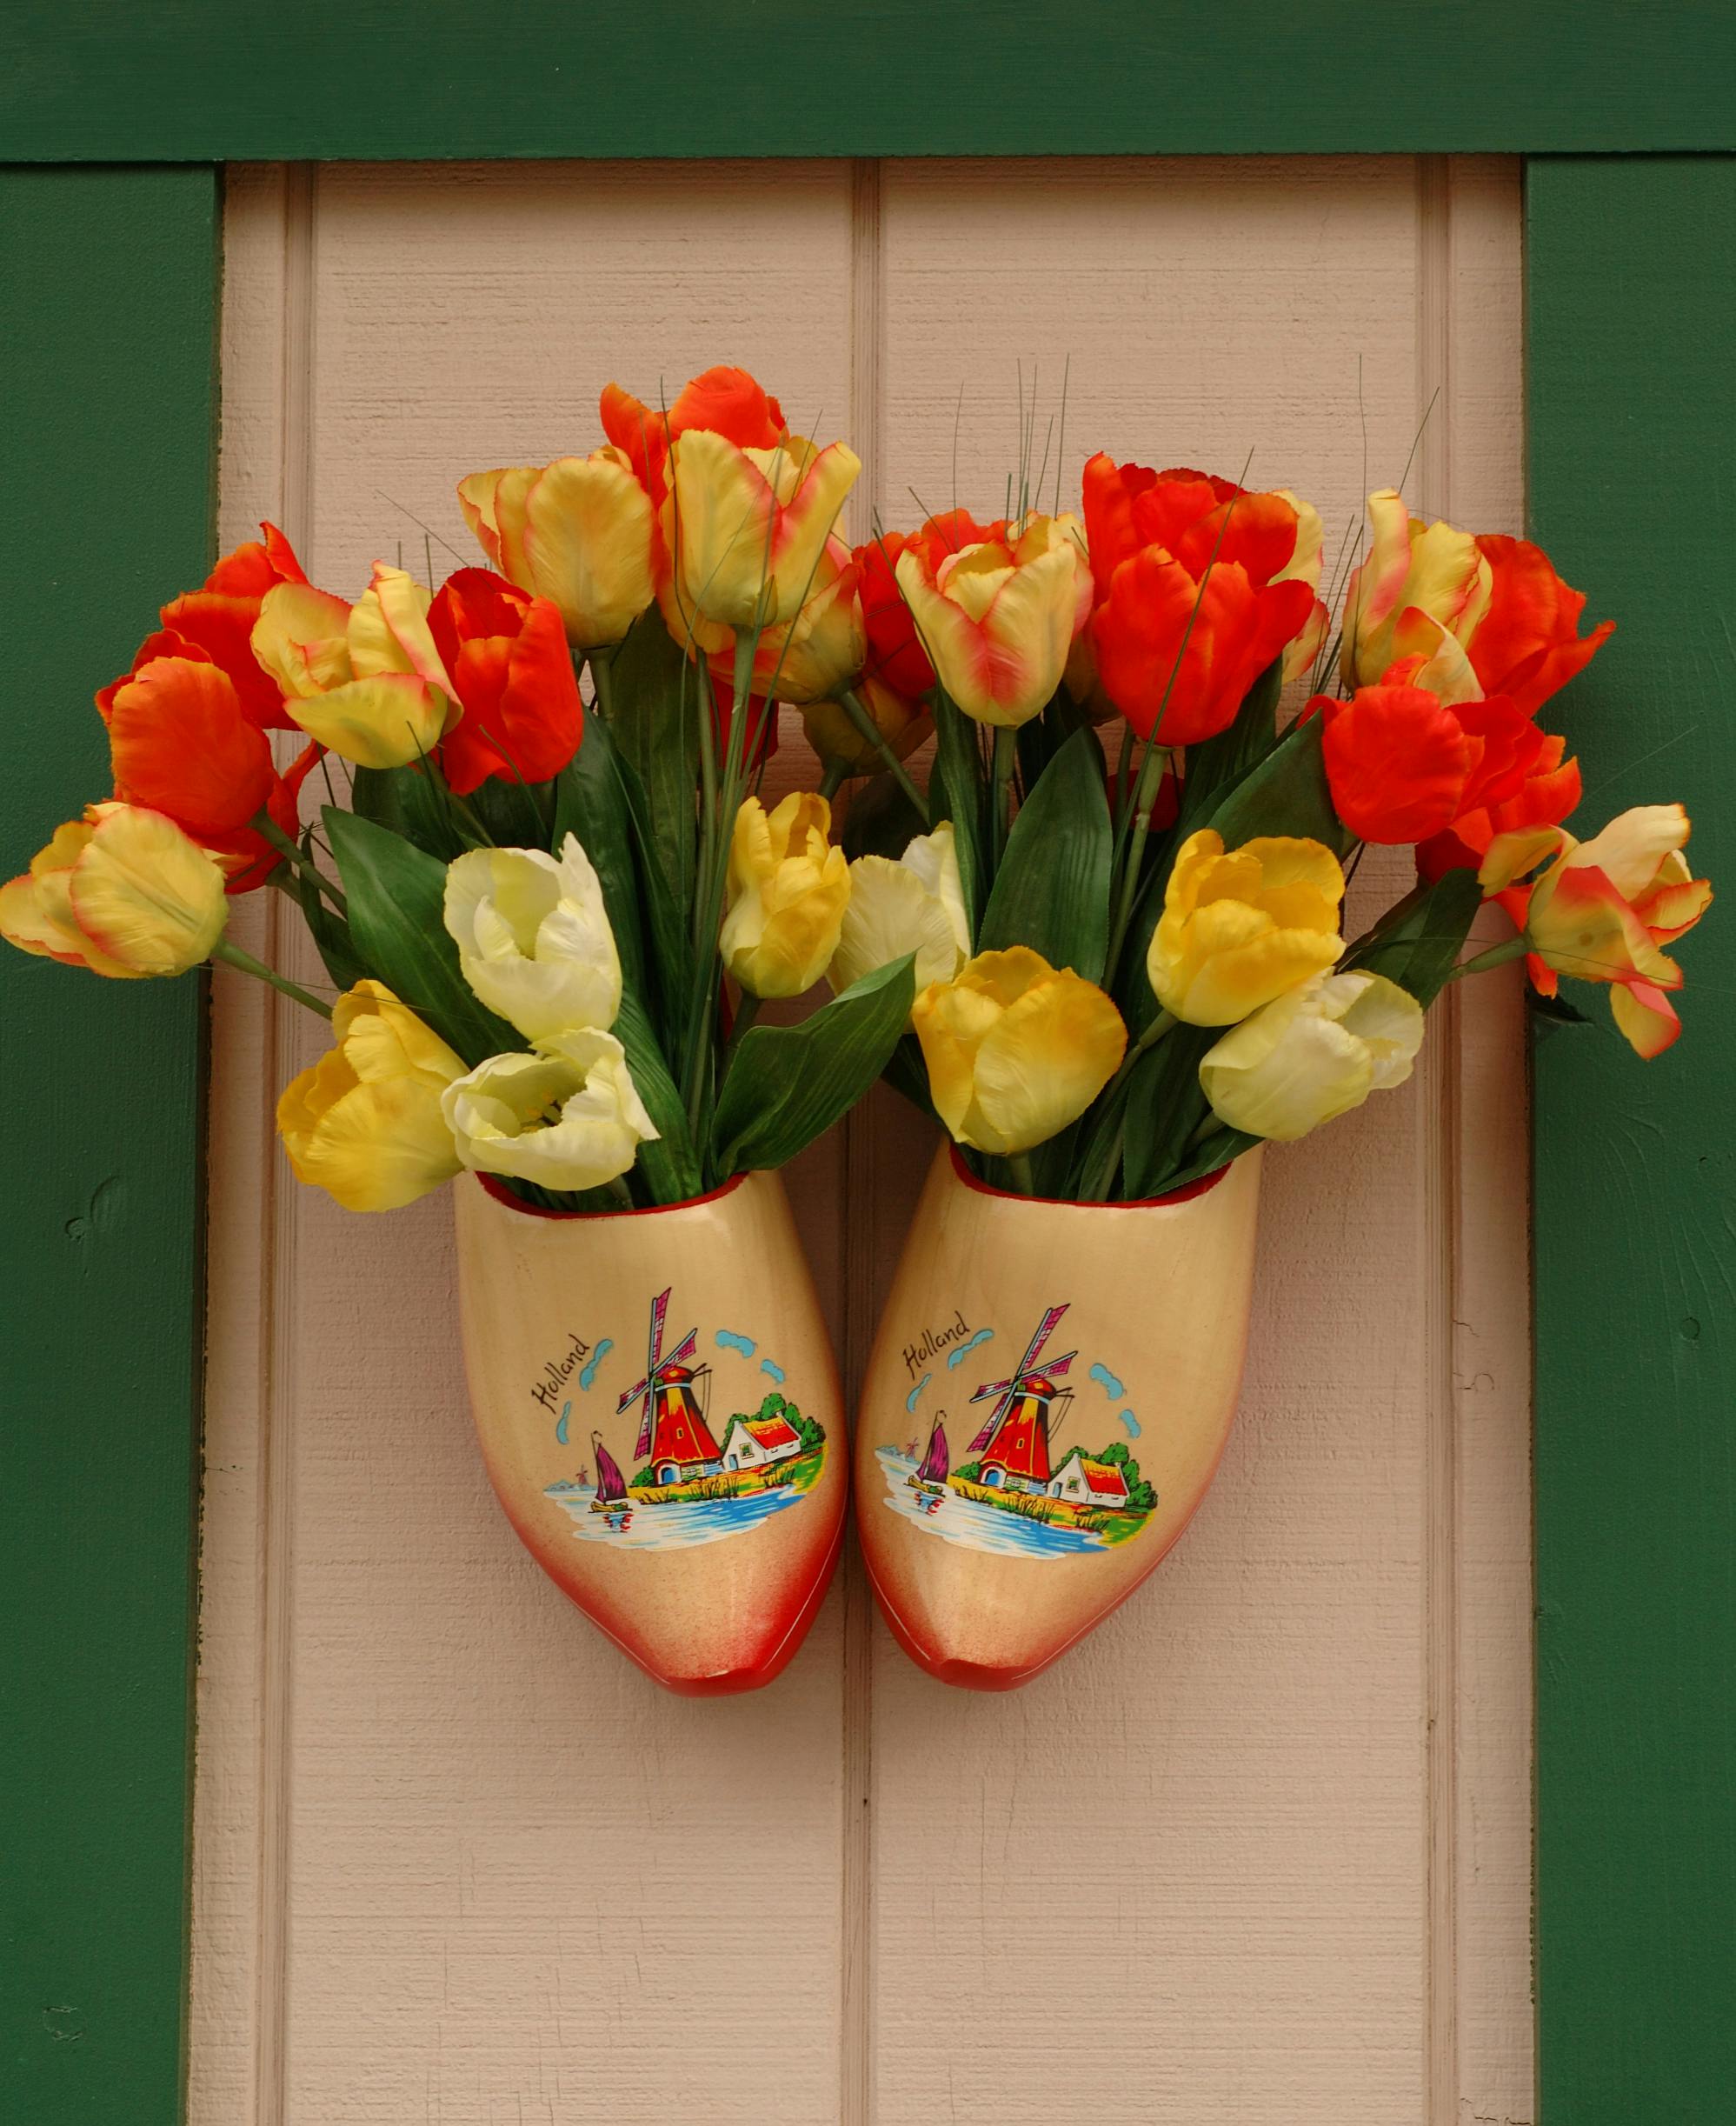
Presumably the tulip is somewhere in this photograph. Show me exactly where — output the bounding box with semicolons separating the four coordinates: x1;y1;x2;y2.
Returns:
1148;829;1346;1026
1416;699;1581;881
668;427;861;636
456;450;657;650
0;803;228;978
133;521;313;733
913;946;1127;1157
100;650;320;890
1079;455;1328;688
828;822;970;997
443;835;621;1043
720;792;851;999
894;516;1078;728
1466;534;1615;715
801;675;928;778
1092;544;1318;745
260;563;457;770
276;980;466;1211
1340;490;1493;691
425;568;584;795
442;1028;658;1192
1199;970;1425;1141
602;364;788;511
722;538;866;707
855;530;936;699
1480;804;1712;1057
1314;680;1478;844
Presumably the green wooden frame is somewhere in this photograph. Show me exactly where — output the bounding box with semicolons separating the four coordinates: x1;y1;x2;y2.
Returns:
3;14;1732;2122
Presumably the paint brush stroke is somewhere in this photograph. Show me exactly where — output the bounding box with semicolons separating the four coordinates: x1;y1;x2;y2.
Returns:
555;1401;570;1445
947;1327;994;1369
716;1329;757;1359
1119;1410;1141;1438
578;1338;613;1391
905;1371;932;1414
1088;1361;1126;1399
760;1357;786;1383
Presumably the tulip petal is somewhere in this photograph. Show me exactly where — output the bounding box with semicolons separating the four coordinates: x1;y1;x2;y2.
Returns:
289;673;450;770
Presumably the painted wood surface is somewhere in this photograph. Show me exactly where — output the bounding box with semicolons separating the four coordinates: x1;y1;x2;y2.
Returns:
195;157;1533;2124
1528;156;1736;2126
0;167;216;2125
5;3;1736;161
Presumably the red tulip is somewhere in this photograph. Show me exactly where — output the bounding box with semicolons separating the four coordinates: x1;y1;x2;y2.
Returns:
1467;534;1615;716
426;569;584;796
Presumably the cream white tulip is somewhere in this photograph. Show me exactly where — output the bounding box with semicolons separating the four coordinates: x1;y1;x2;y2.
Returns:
1198;970;1424;1142
828;822;970;997
442;835;621;1043
441;1029;658;1191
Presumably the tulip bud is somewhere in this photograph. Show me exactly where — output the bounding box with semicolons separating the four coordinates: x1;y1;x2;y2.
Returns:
1199;971;1424;1141
895;521;1077;729
1148;829;1346;1026
728;539;866;707
913;947;1127;1157
441;1029;658;1192
276;980;467;1210
801;676;928;778
0;803;228;979
1340;490;1493;692
443;836;622;1043
828;823;969;998
275;563;458;770
721;792;851;999
458;450;657;650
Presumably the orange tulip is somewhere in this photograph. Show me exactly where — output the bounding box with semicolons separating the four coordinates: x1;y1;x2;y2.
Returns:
425;569;584;795
1466;534;1615;716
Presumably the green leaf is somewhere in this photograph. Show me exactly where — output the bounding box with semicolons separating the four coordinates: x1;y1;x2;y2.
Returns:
1343;868;1486;1008
928;692;983;937
979;724;1112;981
552;716;650;1010
609;741;690;1041
467;772;553;850
1177;657;1285;831
1204;712;1354;857
602;610;699;918
323;806;519;1065
1116;1022;1220;1201
612;988;703;1203
349;762;467;862
1145;1126;1260;1199
710;956;916;1176
841;770;928;863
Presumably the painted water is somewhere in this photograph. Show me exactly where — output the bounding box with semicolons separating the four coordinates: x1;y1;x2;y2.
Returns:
874;1448;1111;1558
546;1476;809;1552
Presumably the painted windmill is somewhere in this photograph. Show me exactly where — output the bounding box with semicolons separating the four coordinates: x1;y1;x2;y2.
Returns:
966;1303;1076;1493
618;1288;722;1483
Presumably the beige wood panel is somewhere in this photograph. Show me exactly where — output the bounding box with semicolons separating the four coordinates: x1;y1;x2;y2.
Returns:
196;157;1532;2126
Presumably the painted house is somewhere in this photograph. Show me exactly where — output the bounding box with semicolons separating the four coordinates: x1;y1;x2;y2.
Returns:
1047;1448;1130;1509
976;1374;1059;1493
645;1366;723;1485
718;1413;803;1471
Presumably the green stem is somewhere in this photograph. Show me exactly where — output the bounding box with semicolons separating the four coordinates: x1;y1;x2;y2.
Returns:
682;630;757;1138
605;1174;635;1208
1004;1150;1036;1196
818;757;848;801
210;939;334;1020
252;812;348;914
989;725;1016;871
1103;745;1170;981
837;686;930;825
589;643;617;723
1449;934;1533;980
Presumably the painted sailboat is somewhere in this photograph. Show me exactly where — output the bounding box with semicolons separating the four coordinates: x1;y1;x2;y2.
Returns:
909;1414;950;1496
589;1429;629;1513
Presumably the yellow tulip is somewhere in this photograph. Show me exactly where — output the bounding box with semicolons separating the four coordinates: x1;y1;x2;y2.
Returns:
668;428;861;635
441;1028;658;1192
1341;488;1493;690
276;980;466;1211
913;947;1127;1156
734;537;866;706
828;822;970;998
0;802;227;978
895;517;1078;729
1199;970;1424;1141
457;450;656;650
1148;829;1346;1026
720;792;851;999
442;835;621;1043
264;563;457;770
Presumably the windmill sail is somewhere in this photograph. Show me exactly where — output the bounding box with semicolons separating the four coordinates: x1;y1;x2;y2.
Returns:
966;1303;1074;1450
619;1286;699;1458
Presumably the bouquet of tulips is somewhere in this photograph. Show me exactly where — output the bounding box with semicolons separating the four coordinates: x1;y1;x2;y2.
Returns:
2;363;1711;1221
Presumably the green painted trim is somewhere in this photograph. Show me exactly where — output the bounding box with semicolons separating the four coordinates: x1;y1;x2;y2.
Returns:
1527;154;1736;2125
3;3;1734;160
0;166;218;2125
